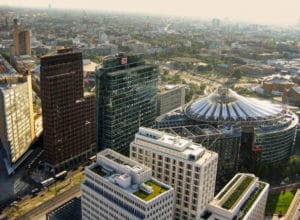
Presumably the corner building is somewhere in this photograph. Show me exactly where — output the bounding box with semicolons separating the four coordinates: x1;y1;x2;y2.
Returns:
96;53;158;154
130;127;218;220
40;49;96;170
81;149;174;220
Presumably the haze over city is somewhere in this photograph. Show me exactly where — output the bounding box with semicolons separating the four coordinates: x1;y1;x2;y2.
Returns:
0;1;300;219
2;0;300;25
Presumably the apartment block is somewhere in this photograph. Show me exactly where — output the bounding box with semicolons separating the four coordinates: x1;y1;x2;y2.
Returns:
203;173;269;220
81;149;174;220
130;127;218;220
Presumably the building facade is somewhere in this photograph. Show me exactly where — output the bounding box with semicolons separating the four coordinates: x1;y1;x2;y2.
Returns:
157;84;185;116
0;55;35;174
19;31;31;56
96;53;158;154
203;173;269;220
130;127;218;220
81;149;174;220
40;49;96;171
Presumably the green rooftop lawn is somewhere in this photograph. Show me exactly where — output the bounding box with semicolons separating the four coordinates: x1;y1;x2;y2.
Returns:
133;180;167;202
217;174;241;200
91;165;108;177
222;176;253;210
265;190;296;215
238;183;266;219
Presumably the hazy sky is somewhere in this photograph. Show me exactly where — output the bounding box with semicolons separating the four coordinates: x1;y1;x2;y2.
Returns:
2;0;300;25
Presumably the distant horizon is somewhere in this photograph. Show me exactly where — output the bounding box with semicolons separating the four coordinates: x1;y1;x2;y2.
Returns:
1;0;300;26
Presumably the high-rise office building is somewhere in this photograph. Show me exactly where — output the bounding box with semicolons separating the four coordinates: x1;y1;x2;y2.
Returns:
12;19;31;56
81;149;174;220
19;31;31;56
96;53;158;154
40;49;96;171
203;173;269;220
0;55;35;174
130;127;218;220
13;18;19;56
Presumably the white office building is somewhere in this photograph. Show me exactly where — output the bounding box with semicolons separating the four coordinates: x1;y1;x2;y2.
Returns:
203;173;269;220
81;149;174;220
130;127;218;220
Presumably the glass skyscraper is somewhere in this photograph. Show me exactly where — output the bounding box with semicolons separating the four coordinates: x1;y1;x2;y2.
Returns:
96;53;158;155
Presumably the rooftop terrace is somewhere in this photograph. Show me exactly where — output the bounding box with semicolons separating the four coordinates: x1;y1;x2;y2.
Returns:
133;180;168;202
87;149;171;203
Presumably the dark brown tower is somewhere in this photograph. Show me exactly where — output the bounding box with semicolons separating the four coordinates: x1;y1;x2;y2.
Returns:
13;19;19;56
40;50;96;171
19;31;31;56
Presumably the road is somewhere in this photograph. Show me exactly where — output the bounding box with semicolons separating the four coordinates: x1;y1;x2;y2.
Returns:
16;185;81;220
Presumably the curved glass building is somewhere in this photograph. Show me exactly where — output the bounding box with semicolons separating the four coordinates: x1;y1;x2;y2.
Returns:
184;88;298;165
157;87;298;178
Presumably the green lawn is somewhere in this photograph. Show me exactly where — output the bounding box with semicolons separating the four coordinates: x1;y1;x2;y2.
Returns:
266;191;296;215
133;180;167;202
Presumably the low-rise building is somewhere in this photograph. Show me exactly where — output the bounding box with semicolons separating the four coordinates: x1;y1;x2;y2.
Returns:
81;149;174;220
202;173;269;220
263;77;295;95
283;86;300;107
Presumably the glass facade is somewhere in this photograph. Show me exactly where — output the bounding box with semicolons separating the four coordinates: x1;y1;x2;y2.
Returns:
96;54;158;154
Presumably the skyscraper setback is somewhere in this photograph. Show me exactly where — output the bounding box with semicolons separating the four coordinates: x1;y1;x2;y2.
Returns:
96;53;158;155
40;49;96;170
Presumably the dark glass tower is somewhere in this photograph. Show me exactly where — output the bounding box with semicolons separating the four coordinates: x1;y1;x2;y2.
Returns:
40;49;96;170
96;53;158;155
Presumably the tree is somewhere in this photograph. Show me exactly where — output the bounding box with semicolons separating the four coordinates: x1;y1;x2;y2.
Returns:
233;68;244;79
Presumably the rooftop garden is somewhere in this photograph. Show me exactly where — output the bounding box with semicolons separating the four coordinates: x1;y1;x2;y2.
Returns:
217;174;241;200
222;176;253;210
91;165;109;177
265;190;296;215
133;180;167;202
237;183;266;219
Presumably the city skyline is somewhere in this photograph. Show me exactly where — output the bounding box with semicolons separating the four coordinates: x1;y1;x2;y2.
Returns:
1;0;300;26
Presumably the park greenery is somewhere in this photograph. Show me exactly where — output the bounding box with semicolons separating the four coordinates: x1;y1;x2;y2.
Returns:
266;190;296;215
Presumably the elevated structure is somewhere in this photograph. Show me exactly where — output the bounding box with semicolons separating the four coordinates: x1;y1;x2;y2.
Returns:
185;88;284;123
202;173;269;220
81;149;174;220
40;49;96;171
96;53;158;154
130;127;218;220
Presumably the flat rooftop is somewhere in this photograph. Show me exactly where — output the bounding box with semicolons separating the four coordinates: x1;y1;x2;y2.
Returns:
206;173;269;220
104;64;156;77
0;55;18;78
138;127;205;153
87;149;171;203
